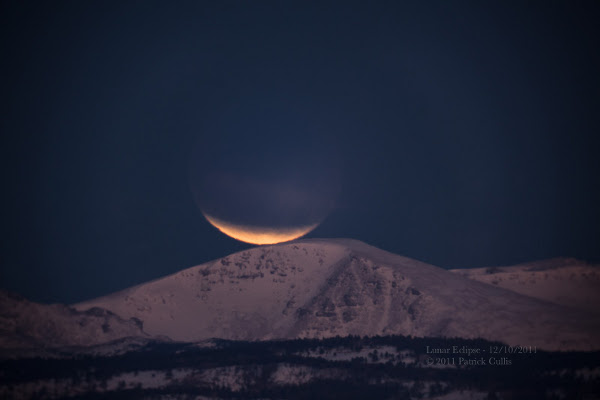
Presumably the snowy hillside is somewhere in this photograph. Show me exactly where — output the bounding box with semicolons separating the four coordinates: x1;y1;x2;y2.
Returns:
0;290;149;352
450;258;600;314
74;239;600;351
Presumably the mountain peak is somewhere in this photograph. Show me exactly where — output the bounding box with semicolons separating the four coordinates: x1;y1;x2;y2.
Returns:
73;239;600;351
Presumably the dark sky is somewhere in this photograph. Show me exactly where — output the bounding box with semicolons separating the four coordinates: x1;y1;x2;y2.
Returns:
1;1;599;304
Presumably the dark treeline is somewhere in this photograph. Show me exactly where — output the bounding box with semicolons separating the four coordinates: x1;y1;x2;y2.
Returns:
1;335;599;400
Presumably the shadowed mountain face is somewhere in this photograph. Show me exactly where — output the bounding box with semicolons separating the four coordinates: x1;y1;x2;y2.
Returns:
72;239;600;351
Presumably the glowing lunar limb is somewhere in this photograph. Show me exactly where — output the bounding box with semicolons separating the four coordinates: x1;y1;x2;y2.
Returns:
202;212;319;245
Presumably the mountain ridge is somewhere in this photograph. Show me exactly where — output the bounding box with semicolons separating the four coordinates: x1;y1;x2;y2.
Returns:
451;257;600;314
0;289;149;351
72;239;600;351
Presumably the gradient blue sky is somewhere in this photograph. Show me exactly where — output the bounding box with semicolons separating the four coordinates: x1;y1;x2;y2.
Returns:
1;1;599;303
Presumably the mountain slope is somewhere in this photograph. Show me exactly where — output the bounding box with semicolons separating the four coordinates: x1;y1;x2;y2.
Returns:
74;239;600;351
450;258;600;314
0;291;149;350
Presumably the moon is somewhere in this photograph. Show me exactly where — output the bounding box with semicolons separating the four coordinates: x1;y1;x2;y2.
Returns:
188;104;341;246
202;212;319;245
191;168;336;245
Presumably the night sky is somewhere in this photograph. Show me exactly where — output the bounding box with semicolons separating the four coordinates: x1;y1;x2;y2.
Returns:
2;1;599;304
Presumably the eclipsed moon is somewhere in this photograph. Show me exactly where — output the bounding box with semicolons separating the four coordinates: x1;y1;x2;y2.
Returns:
188;104;341;246
202;212;319;245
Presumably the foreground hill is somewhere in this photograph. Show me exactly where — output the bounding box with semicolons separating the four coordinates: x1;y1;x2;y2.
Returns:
74;239;600;351
3;335;598;400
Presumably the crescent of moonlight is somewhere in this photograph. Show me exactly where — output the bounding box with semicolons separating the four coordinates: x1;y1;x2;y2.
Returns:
202;212;319;245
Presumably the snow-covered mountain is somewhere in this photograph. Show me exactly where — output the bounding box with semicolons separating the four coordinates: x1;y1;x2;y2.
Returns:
0;290;149;352
74;239;600;351
450;258;600;314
